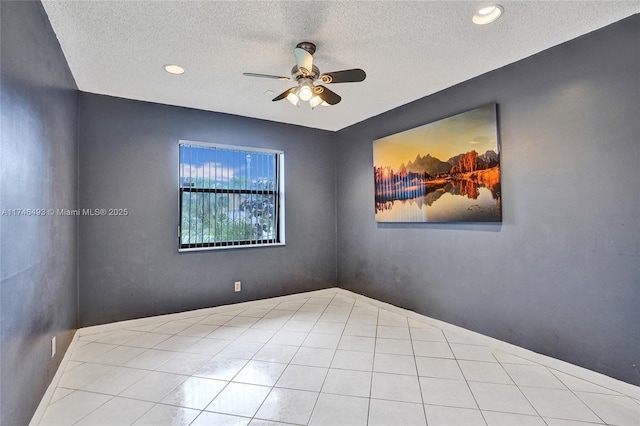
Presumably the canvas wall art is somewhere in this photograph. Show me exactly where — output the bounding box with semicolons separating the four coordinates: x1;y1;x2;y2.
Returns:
373;104;501;222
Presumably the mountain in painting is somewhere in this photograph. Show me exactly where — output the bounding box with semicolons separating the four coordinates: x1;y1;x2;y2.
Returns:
405;154;452;175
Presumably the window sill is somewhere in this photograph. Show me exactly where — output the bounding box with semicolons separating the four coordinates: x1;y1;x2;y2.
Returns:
178;242;285;253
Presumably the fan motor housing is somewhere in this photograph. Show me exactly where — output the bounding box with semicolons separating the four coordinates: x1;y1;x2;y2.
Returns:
296;42;316;55
291;65;320;81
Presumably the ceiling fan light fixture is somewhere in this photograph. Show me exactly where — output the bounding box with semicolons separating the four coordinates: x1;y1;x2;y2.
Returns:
286;90;300;106
164;64;185;75
310;95;322;109
298;82;314;102
473;5;503;25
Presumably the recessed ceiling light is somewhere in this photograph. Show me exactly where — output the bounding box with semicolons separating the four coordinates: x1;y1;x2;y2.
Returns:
164;64;185;75
473;5;503;25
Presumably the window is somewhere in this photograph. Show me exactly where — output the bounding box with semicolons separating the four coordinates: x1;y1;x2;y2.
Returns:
178;140;284;251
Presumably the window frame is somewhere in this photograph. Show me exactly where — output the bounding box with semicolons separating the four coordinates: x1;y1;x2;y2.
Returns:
178;139;285;252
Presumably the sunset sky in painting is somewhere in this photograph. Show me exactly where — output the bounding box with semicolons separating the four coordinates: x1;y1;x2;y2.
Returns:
373;104;498;169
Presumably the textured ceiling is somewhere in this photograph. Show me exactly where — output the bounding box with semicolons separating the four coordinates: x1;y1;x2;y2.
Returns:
42;1;639;131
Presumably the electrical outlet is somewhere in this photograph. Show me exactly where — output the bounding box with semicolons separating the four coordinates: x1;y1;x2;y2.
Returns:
234;281;241;292
51;336;56;358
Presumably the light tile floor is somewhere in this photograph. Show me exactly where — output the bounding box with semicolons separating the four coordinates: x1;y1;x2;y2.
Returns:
36;291;640;425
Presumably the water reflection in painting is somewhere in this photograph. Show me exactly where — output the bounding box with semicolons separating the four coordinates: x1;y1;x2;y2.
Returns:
373;104;501;222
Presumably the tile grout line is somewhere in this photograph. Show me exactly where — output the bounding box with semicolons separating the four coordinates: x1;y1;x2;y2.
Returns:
406;314;431;426
335;288;640;399
544;367;610;425
498;357;589;424
66;393;109;426
93;320;213;417
37;289;639;425
69;293;328;425
302;292;346;425
42;291;351;425
228;295;320;425
302;292;362;425
366;312;378;426
176;294;322;425
444;327;490;426
248;291;338;425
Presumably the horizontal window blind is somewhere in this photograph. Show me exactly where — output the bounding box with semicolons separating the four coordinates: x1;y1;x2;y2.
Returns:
179;141;284;250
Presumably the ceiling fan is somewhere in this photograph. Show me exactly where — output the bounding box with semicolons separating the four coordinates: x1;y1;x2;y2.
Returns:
243;41;366;108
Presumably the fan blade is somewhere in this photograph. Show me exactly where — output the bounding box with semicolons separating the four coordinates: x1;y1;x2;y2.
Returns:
314;85;341;105
243;73;291;81
294;47;314;77
320;69;366;84
272;87;297;102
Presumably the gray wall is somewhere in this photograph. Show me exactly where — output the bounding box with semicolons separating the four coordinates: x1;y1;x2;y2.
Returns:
336;14;640;385
78;94;336;326
1;11;637;426
0;1;79;424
